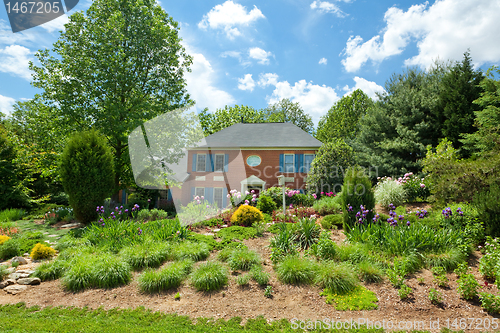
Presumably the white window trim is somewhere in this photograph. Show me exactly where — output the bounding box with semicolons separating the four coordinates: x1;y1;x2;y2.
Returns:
303;154;315;173
196;154;206;172
214;154;225;172
284;153;295;173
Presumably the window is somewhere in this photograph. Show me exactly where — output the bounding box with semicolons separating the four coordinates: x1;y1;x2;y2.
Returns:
284;154;295;173
213;187;223;208
304;154;315;173
196;154;206;172
214;154;225;172
195;187;205;199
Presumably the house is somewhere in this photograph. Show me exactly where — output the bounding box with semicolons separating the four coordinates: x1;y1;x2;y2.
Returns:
169;122;322;208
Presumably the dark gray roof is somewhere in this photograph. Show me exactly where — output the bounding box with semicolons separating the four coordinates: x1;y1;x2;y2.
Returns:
196;123;322;148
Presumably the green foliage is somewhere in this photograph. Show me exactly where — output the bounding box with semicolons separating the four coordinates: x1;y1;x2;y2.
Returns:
374;179;406;207
60;130;114;224
341;166;375;230
30;243;56;260
256;195;277;215
294;217;320;249
186;233;223;251
479;292;500;314
190;261;228;291
236;273;251;286
275;256;316;285
119;241;172;270
265;98;315;134
55;235;91;252
264;285;273;298
91;253;132;289
136;209;169;222
0;265;8;281
33;260;67;281
313;196;342;216
398;284;412;300
334;243;370;264
260;186;291;208
306;139;354;196
386;268;405;288
174;241;210;262
138;259;193;293
17;231;45;254
424;248;466;272
429;288;443;305
227;249;260;271
400;173;431;202
457;273;479;300
314;262;359;294
474;184;500;237
217;226;257;241
0;209;25;222
478;237;500;279
0;238;21;260
309;231;337;261
320;214;342;229
269;223;298;264
320;285;378;311
357;261;384;283
431;266;449;288
250;266;270;286
230;205;264;227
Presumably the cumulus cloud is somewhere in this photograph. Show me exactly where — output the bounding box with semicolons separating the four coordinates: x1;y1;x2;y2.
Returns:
38;14;69;33
248;47;273;65
319;57;327;65
258;73;279;87
310;1;345;17
342;0;500;72
198;0;265;40
343;76;385;100
0;45;33;80
0;94;16;116
238;74;255;91
184;48;235;112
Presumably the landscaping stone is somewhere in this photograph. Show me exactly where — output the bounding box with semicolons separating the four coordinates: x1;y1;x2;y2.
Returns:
4;285;27;294
17;277;41;285
0;279;15;289
11;257;28;265
7;273;23;280
204;233;214;236
16;270;35;276
60;222;83;228
6;267;16;274
213;229;221;232
222;225;228;228
48;234;59;237
23;253;30;257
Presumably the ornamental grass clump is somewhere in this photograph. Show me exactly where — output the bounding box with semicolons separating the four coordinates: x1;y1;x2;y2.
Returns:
227;249;260;271
315;262;359;294
119;241;172;270
33;260;68;281
250;266;270;286
374;178;406;208
174;241;209;262
269;222;298;264
30;243;57;260
357;261;384;283
138;259;193;293
190;261;228;291
275;256;317;285
90;253;132;289
294;217;320;250
425;248;466;272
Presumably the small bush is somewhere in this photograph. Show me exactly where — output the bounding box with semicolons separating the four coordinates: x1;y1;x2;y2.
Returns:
0;208;25;222
256;195;277;215
190;261;228;291
320;214;343;230
479;292;500;314
429;288;443;304
0;265;8;280
91;253;131;289
250;266;270;286
119;242;172;270
357;261;384;283
374;179;406;208
474;184;500;237
61;257;96;292
174;241;209;262
236;274;251;286
294;217;320;249
457;273;479;300
0;235;10;245
431;266;449;288
313;196;342;216
33;260;67;281
217;226;257;241
335;243;370;264
138;259;193;293
230;205;264;227
269;223;298;264
264;285;273;298
398;284;412;300
315;231;337;261
275;256;316;285
0;238;20;260
30;243;56;260
315;262;359;294
425;248;466;272
55;236;91;252
291;194;315;207
341;166;375;231
227;249;260;271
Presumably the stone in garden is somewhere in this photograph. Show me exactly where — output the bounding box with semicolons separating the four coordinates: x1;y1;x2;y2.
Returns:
11;257;28;265
6;267;16;274
0;279;15;289
204;233;214;236
17;277;41;285
7;273;23;280
222;225;228;228
23;253;29;257
48;234;59;238
4;285;28;294
213;229;221;233
16;270;35;276
60;223;83;228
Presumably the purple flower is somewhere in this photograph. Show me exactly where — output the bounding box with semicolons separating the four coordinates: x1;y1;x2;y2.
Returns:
398;215;404;221
118;211;122;215
120;205;123;209
406;221;411;226
138;228;142;235
420;183;425;188
347;204;353;212
115;207;119;211
125;209;129;213
148;199;151;203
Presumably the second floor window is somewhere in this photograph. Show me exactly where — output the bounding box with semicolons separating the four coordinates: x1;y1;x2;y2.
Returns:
196;154;206;172
284;154;294;173
214;154;225;172
304;154;315;173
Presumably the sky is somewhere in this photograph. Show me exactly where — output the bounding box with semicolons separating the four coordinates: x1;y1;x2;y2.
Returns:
1;0;500;125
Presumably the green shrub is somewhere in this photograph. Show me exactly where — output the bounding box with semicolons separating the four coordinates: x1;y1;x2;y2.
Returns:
313;196;341;216
60;130;114;224
479;292;500;314
190;261;228;291
294;217;320;249
340;166;375;230
174;241;209;262
33;260;67;281
0;264;8;280
290;194;315;207
335;243;369;264
474;184;500;237
138;259;193;293
457;273;479;300
256;195;277;215
250;266;270;286
264;285;273;298
320;214;343;229
18;232;45;254
55;235;91;252
61;256;96;292
398;284;412;300
90;253;131;289
187;233;222;251
431;266;449;288
0;238;20;260
217;226;257;241
424;248;466;272
478;237;500;279
374;179;406;207
315;262;359;294
269;222;298;264
230;205;264;227
429;288;443;304
275;256;316;285
0;208;25;222
315;231;337;261
227;249;260;271
357;261;384;283
236;273;251;286
119;241;172;270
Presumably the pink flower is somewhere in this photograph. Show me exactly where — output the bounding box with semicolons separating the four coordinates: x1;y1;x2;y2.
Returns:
420;183;425;188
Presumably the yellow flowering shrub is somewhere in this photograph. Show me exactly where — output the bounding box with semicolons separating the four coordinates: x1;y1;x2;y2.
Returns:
230;205;264;227
30;243;56;260
0;235;10;245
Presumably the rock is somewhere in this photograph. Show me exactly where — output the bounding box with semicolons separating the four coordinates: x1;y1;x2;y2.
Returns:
4;285;27;294
48;234;59;238
0;279;15;289
5;267;15;274
11;257;28;265
23;253;30;257
222;225;228;228
203;233;214;236
7;273;23;280
16;270;35;276
17;277;41;285
213;229;221;233
59;223;83;228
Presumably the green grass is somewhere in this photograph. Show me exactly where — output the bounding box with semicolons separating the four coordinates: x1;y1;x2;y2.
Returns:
187;233;224;251
0;208;25;222
314;262;359;294
334;243;370;264
190;261;229;292
356;261;384;283
320;285;378;310
424;248;466;272
138;259;193;293
174;241;210;262
313;196;342;215
91;253;132;289
0;264;8;280
217;226;257;241
119;241;172;270
33;260;68;281
236;273;251;286
275;256;316;285
227;249;260;271
250;266;270;286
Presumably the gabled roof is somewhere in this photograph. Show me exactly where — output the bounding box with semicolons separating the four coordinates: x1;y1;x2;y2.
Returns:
196;123;322;148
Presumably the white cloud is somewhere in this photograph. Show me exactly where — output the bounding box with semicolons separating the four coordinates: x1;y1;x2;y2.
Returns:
237;74;255;91
0;94;16;116
342;0;500;72
310;1;345;17
184;48;235;112
248;47;272;65
38;14;69;33
319;57;327;65
0;45;33;80
220;51;241;59
258;73;279;87
342;76;385;100
198;0;265;40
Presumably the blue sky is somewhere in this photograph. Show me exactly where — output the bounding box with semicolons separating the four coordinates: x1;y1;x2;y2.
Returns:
1;0;500;125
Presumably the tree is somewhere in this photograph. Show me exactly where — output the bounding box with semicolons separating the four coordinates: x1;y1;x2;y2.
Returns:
198;105;266;136
265;98;314;134
60;130;114;224
316;89;373;143
434;51;484;155
29;0;193;197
